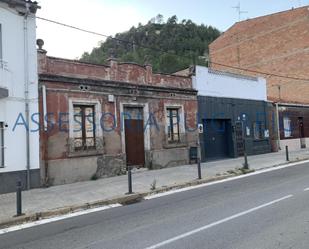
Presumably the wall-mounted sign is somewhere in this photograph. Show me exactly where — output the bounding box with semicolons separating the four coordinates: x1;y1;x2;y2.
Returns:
246;127;250;136
198;123;204;134
264;129;269;138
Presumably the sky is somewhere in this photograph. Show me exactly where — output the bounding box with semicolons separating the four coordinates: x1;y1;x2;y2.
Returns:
36;0;309;59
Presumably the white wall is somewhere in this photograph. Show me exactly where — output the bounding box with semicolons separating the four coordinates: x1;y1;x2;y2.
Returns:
193;65;267;101
0;3;39;173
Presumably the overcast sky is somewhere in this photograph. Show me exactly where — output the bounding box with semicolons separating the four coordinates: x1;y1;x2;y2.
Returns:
36;0;309;59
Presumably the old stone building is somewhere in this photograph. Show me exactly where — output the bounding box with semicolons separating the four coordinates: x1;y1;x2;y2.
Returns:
209;6;309;151
37;49;198;186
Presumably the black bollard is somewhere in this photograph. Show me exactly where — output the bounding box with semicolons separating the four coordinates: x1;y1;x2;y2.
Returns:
243;151;249;169
286;145;289;161
16;180;22;216
243;138;249;170
197;158;202;180
126;166;133;194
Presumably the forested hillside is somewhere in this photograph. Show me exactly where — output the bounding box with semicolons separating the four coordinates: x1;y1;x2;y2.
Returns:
81;15;221;73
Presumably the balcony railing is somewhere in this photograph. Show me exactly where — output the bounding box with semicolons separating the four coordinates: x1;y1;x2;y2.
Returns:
163;133;188;148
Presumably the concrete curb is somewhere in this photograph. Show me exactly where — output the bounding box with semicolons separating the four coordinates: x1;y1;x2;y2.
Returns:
0;173;246;229
1;157;308;230
0;193;145;229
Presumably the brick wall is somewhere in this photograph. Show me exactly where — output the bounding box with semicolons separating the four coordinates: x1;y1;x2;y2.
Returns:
209;6;309;104
38;53;192;89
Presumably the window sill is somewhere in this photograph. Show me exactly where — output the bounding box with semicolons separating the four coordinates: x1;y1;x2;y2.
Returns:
67;149;103;158
163;142;188;149
253;138;268;142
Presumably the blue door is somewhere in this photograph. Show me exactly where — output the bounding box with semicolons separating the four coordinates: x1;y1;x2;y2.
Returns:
203;119;231;160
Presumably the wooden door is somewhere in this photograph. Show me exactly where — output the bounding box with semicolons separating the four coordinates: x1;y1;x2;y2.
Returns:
125;119;145;167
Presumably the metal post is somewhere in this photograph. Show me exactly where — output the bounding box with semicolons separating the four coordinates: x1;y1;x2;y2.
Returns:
242;121;249;170
285;145;289;161
197;158;202;180
126;166;133;194
243;150;249;169
196;139;202;179
16;180;22;216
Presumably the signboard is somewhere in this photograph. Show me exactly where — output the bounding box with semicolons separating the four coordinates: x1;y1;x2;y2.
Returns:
246;127;250;136
264;129;269;138
198;123;204;134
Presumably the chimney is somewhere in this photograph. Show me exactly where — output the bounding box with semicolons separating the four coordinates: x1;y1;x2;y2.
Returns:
145;64;152;84
144;55;152;83
107;48;118;81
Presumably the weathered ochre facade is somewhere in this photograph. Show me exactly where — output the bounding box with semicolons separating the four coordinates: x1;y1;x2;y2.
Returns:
38;51;198;186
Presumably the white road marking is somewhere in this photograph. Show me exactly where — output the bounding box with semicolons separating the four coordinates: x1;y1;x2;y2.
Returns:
0;203;122;235
144;195;293;249
145;160;309;200
1;160;307;236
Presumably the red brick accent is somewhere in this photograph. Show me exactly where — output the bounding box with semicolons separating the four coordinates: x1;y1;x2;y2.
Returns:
38;54;192;89
209;6;309;104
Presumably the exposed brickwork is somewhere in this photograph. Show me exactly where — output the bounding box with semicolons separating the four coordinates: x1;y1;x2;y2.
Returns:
209;6;309;104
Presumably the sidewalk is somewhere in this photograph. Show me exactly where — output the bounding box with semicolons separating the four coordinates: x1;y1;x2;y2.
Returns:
1;148;309;227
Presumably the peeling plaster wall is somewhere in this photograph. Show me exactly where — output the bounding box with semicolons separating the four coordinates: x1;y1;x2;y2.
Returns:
38;53;198;186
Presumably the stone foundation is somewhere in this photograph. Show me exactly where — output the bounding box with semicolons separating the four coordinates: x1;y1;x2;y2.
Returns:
147;147;189;170
96;154;126;178
47;156;98;185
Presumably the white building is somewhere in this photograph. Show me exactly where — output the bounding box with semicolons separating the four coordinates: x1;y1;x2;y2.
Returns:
0;0;40;193
190;66;271;161
192;65;267;101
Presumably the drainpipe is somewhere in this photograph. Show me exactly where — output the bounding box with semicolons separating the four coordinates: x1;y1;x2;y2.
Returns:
23;7;31;190
42;85;47;131
42;85;49;186
275;102;281;151
114;96;117;128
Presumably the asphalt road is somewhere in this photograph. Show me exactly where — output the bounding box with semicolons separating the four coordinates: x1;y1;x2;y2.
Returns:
1;162;309;249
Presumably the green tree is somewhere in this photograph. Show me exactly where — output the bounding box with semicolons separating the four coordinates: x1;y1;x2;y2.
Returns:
80;15;221;73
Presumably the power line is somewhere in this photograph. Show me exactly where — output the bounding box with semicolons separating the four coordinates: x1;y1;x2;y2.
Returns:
210;61;309;82
36;16;177;55
37;17;122;43
36;16;309;82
